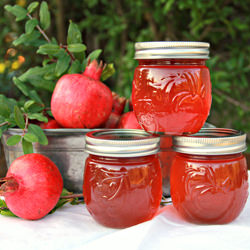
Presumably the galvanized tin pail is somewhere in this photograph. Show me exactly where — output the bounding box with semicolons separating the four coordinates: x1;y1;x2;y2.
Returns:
1;124;215;196
1;128;91;193
0;142;7;178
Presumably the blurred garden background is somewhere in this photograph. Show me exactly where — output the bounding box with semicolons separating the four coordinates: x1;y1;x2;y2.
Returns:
0;0;249;149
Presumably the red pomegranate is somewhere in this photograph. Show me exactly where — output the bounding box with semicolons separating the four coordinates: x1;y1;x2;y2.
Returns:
51;60;113;128
111;92;126;115
102;92;127;128
0;153;63;220
102;112;121;128
118;111;142;129
39;118;62;129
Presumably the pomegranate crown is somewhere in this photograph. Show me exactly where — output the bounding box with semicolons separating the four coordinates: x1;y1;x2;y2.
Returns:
0;177;19;197
83;59;104;80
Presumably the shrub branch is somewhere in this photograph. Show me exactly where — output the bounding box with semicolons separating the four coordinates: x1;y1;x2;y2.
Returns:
26;13;51;43
214;89;250;112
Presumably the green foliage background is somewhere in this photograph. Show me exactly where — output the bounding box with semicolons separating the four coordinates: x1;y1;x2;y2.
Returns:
0;0;250;148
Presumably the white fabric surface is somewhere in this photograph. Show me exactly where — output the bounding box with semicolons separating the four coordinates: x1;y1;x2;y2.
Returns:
0;176;250;250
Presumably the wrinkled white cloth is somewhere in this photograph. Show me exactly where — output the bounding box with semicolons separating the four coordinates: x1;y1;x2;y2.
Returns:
0;175;250;250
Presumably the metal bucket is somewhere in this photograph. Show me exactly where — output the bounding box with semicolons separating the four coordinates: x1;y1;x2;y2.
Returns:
0;142;7;178
1;128;91;193
1;123;215;196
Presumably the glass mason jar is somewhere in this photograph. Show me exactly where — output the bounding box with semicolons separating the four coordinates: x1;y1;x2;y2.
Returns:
170;128;248;224
83;129;162;228
132;41;212;135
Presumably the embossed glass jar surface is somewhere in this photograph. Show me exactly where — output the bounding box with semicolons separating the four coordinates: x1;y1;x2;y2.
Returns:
83;129;162;228
171;128;249;224
132;41;212;135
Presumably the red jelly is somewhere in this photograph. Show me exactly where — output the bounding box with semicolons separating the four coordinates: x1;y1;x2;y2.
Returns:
171;128;249;224
83;129;162;228
132;41;212;135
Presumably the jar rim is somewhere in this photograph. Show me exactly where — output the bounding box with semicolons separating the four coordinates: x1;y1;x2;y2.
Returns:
173;128;247;155
85;129;160;157
134;41;210;59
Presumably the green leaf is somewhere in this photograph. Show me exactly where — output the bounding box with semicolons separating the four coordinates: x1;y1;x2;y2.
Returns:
49;188;84;214
13;77;29;96
27;2;39;13
49;199;70;214
19;64;56;80
28;124;48;145
68;60;82;74
23;133;39;143
0;130;2;138
14;76;43;104
24;100;36;111
87;49;102;62
67;20;82;45
42;58;51;66
55;50;71;77
25;19;39;34
0;115;5;122
0;210;17;217
0;201;17;217
4;5;27;21
46;110;53;117
163;0;175;14
13;31;40;46
6;135;22;146
0;200;6;207
24;100;44;113
67;44;86;53
27;113;48;122
61;188;72;197
30;78;56;92
0;125;9;135
14;77;43;104
37;44;60;55
82;49;102;70
14;106;25;129
0;101;11;118
4;112;16;127
29;90;43;104
18;65;56;92
44;63;57;80
22;137;34;154
39;1;51;30
0;96;17;114
101;63;115;81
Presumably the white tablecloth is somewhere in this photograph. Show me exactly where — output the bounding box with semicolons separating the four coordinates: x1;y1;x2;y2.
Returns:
1;177;250;250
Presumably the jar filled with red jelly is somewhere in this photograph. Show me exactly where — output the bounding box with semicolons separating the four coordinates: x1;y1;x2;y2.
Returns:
132;41;212;135
170;128;248;224
83;129;162;228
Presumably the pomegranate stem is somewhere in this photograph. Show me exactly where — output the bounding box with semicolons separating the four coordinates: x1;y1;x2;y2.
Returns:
60;193;83;199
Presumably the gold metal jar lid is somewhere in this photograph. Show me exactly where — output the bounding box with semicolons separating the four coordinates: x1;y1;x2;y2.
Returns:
85;129;160;157
134;41;210;59
173;128;247;155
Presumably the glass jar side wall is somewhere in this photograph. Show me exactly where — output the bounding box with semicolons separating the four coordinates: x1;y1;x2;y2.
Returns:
132;58;212;135
83;154;162;228
170;152;249;224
